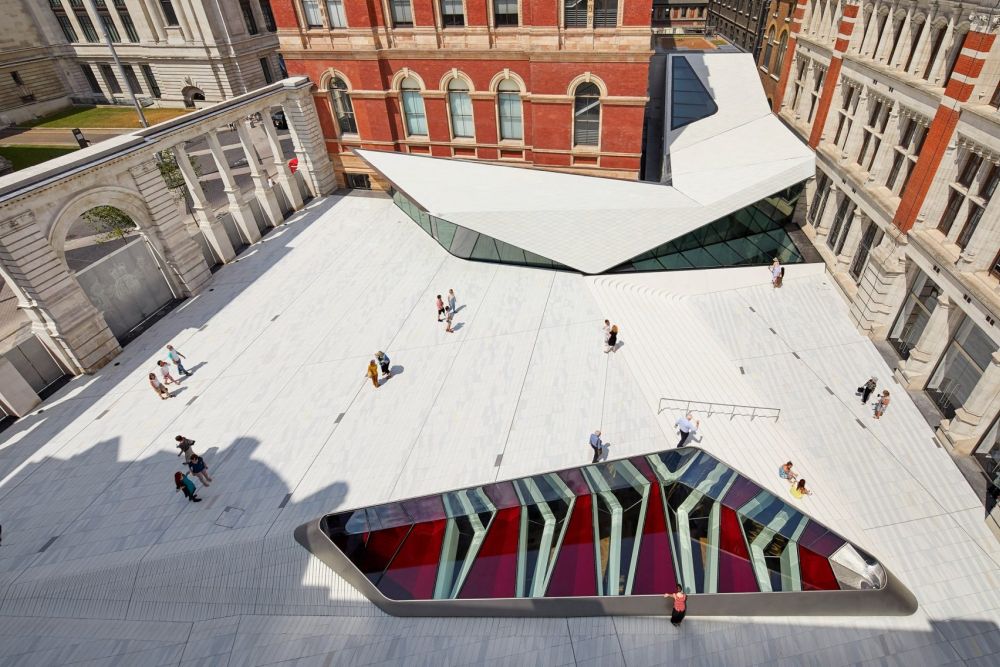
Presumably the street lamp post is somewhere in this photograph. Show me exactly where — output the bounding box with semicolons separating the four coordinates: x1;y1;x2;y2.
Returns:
84;0;148;128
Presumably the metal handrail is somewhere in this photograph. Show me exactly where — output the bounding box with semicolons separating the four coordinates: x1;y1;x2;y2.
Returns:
657;397;781;421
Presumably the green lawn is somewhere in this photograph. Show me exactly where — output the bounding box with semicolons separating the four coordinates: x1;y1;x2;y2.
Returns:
21;105;191;129
0;145;78;171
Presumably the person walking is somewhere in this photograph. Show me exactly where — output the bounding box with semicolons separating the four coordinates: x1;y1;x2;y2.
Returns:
589;430;603;463
175;472;202;502
436;294;446;322
602;319;611;347
444;306;454;333
770;258;782;288
157;360;178;385
779;461;798;482
858;377;877;404
175;435;197;462
185;454;213;486
376;351;392;379
790;478;813;498
604;325;619;353
675;412;699;447
447;289;458;315
874;390;890;419
663;585;688;627
166;344;191;377
366;360;380;388
149;373;171;400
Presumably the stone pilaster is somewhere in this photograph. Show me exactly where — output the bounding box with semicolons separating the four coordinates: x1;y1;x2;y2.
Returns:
280;85;337;197
171;143;235;263
896;293;954;388
0;356;40;416
207;130;261;245
129;161;211;297
260;117;304;211
0;211;119;373
236;119;283;228
939;351;1000;454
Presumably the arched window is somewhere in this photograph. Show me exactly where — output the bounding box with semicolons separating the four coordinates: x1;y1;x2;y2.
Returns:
763;27;775;71
775;31;789;72
572;82;600;146
400;76;427;136
329;77;357;135
497;79;522;141
447;79;474;138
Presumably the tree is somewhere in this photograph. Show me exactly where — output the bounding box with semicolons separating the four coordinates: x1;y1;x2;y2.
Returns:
156;148;201;190
82;206;137;243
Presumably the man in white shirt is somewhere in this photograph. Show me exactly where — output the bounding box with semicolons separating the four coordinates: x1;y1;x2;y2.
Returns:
675;413;699;447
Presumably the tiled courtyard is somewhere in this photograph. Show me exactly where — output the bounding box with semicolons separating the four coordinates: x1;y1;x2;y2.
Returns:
0;192;998;666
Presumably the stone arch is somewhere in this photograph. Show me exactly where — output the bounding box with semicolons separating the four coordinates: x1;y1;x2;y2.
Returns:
49;186;153;267
438;68;476;92
390;68;426;91
182;86;205;108
488;69;527;93
566;72;609;98
319;69;353;92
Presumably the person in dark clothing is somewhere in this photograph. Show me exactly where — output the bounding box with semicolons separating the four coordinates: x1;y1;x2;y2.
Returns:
376;351;392;379
175;435;197;462
185;454;213;486
859;377;877;404
174;472;201;502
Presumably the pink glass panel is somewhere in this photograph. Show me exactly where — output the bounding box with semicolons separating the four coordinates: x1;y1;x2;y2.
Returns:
545;494;597;597
458;506;521;599
377;519;446;600
630;480;677;594
718;506;758;592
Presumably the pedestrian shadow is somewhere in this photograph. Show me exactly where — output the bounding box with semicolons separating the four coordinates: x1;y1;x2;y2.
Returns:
167;386;189;398
388;365;404;377
451;322;465;332
183;361;208;374
600;444;612;461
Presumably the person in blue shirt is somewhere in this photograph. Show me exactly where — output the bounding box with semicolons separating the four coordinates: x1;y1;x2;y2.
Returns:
376;351;392;379
589;430;603;463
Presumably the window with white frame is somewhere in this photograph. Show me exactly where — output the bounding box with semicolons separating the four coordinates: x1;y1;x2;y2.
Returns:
326;0;346;27
400;76;426;135
856;95;892;173
832;82;859;150
573;82;601;146
937;150;985;238
497;79;522;140
826;196;856;254
935;149;999;249
775;31;788;73
790;60;806;110
330;77;357;135
448;79;474;138
807;66;825;124
808;172;832;226
762;27;775;71
884;114;927;195
955;163;999;250
441;0;464;26
849;218;884;282
391;0;413;26
593;0;618;27
564;0;587;27
493;0;517;26
301;0;322;27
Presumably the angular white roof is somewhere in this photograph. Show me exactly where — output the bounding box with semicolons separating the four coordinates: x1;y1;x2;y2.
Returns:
357;52;813;274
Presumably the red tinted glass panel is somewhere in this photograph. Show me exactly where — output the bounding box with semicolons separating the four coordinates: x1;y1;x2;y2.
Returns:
340;524;410;585
557;467;592;496
798;523;846;557
402;495;446;523
799;545;840;591
722;476;762;510
718;506;758;592
458;506;520;598
631;481;677;594
546;494;597;597
377;519;446;600
482;481;520;510
630;455;657;482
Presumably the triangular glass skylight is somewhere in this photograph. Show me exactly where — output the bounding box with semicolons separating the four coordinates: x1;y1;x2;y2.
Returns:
671;57;719;130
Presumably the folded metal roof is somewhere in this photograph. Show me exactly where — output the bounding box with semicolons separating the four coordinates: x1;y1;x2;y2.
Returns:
357;53;814;274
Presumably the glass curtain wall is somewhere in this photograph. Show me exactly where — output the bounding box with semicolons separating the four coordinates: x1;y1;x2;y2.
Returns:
888;271;939;359
608;185;805;273
926;317;998;419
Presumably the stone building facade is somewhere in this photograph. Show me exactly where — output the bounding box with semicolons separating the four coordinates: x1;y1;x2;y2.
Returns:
0;0;282;120
652;0;709;33
756;0;796;105
774;0;1000;471
707;0;770;54
271;0;654;187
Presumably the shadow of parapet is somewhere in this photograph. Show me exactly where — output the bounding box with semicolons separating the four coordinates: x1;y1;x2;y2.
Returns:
0;193;356;484
0;430;351;624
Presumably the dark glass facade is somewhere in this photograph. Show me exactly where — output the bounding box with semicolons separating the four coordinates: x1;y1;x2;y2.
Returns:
391;189;571;270
608;185;805;272
319;447;887;602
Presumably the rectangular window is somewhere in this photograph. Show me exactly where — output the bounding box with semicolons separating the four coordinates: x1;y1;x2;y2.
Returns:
99;64;122;94
808;173;831;225
122;64;142;94
240;0;258;34
493;0;517;26
958;153;983;189
391;0;413;27
159;0;179;26
937;189;963;236
141;64;161;98
80;63;101;94
326;0;346;27
849;221;882;281
992;250;1000;279
56;14;78;42
927;317;998;419
498;92;523;140
594;0;619;27
260;57;273;84
449;90;474;137
401;90;427;135
826;197;855;254
11;71;23;86
301;0;322;26
98;11;121;42
76;11;99;42
888;271;939;359
955;204;984;250
441;0;463;26
259;0;277;31
564;0;587;27
116;3;140;42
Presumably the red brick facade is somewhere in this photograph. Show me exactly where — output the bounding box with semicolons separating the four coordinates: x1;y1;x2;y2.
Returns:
806;0;858;148
272;1;653;186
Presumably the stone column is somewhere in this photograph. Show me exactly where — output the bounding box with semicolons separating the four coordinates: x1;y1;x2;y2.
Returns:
0;211;120;373
136;0;165;43
128;160;211;296
206;129;261;244
928;19;956;84
280;84;337;197
236;119;283;228
896;293;953;388
814;184;839;239
836;209;866;269
260;117;304;211
173;143;236;263
940;351;1000;453
0;356;40;417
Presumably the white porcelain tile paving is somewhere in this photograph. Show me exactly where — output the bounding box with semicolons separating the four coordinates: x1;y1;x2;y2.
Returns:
0;196;997;665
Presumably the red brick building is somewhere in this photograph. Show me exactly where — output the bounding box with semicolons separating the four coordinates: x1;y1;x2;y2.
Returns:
271;1;654;187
